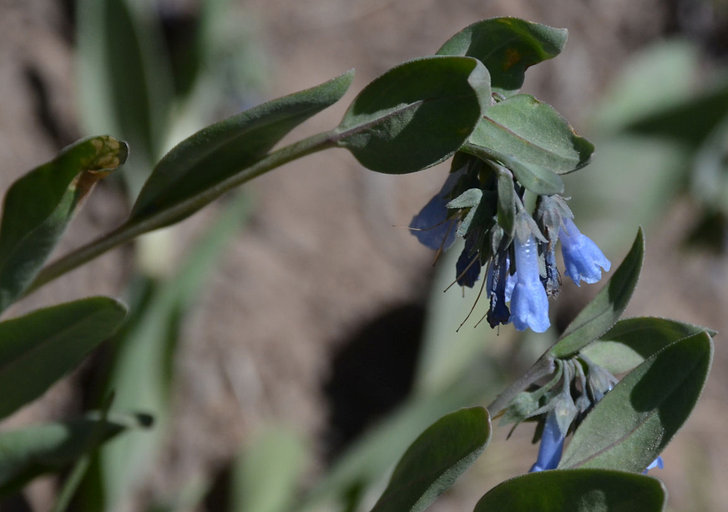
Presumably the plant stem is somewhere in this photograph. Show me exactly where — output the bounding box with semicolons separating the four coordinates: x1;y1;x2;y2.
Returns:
25;130;336;296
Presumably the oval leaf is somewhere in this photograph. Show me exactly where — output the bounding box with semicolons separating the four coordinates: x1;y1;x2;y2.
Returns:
473;469;666;512
468;94;594;183
0;136;127;311
0;297;127;419
0;412;150;496
559;331;713;471
581;316;715;374
370;407;491;512
550;228;644;358
437;17;568;96
335;56;490;174
129;70;355;225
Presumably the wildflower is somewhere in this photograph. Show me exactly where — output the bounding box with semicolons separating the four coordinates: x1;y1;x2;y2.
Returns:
530;410;565;472
644;456;664;473
455;237;481;287
510;235;550;332
485;252;510;327
559;217;611;286
409;170;464;250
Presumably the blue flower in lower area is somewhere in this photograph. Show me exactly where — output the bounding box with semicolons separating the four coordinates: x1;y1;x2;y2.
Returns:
485;252;510;327
409;170;464;250
559;217;611;286
644;456;664;474
456;237;481;287
530;410;565;472
510;235;550;332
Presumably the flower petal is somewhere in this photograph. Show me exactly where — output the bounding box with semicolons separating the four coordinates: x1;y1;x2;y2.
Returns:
559;218;611;286
510;236;550;332
530;410;565;472
409;170;464;250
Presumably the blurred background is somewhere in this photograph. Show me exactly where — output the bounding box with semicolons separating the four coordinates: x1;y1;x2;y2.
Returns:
0;0;727;510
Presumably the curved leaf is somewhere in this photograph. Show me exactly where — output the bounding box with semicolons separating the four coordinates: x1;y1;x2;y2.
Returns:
581;316;715;374
559;331;713;471
473;469;666;512
467;94;594;189
130;70;354;224
550;228;644;358
335;56;490;174
370;407;490;512
0;412;150;497
0;297;127;419
0;136;127;311
437;17;568;95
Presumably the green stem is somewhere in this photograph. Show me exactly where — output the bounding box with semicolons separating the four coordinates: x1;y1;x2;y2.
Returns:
25;130;336;296
487;355;555;415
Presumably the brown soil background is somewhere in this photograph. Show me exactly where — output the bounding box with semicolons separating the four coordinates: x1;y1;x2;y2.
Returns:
0;0;727;510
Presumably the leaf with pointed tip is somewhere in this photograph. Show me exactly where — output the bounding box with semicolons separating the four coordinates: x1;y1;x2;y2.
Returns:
0;297;127;420
335;56;490;174
0;412;151;497
559;331;712;471
466;94;593;195
581;316;715;374
473;469;666;512
550;228;644;358
0;136;127;311
437;17;567;96
129;70;354;226
369;407;491;512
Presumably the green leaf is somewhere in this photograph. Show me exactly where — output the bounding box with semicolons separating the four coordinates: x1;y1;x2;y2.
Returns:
0;412;150;497
473;469;666;512
559;331;713;471
624;77;728;147
77;0;173;195
496;168;516;236
93;194;251;510
370;407;491;512
0;297;127;420
335;56;490;174
437;17;567;96
581;317;715;374
467;94;593;187
230;427;308;512
550;228;644;358
129;70;353;225
0;136;127;311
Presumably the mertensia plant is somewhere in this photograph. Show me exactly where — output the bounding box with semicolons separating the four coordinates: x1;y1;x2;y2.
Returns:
0;12;713;512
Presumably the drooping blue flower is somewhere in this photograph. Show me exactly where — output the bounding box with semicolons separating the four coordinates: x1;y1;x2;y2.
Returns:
644;456;664;473
510;235;550;332
456;237;481;287
485;252;510;327
559;217;611;286
530;410;565;472
409;170;464;250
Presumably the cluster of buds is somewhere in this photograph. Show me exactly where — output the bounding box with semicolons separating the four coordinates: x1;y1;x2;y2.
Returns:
410;155;611;332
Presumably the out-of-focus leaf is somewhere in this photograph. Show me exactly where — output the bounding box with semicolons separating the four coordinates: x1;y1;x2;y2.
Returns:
624;78;728;147
129;70;353;226
581;317;715;374
230;427;308;512
77;0;173;194
0;136;127;311
335;56;489;174
467;94;593;187
0;297;127;420
437;17;567;96
473;469;666;511
0;412;150;497
92;194;251;510
550;228;644;358
370;408;491;512
559;331;712;471
592;39;700;132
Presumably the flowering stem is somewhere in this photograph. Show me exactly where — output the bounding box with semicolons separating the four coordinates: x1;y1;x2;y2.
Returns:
24;130;337;296
487;355;556;415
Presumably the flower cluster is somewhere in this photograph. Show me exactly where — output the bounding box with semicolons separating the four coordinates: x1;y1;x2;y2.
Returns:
410;157;611;333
